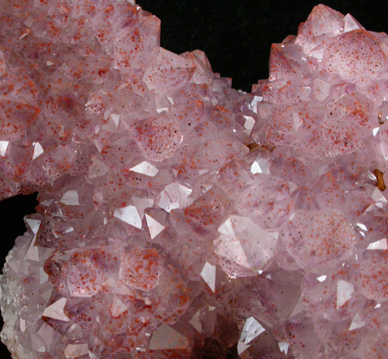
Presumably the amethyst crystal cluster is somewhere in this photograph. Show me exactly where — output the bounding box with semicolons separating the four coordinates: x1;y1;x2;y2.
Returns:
1;1;388;358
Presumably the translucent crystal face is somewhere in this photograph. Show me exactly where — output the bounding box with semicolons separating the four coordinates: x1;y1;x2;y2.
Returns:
1;1;388;359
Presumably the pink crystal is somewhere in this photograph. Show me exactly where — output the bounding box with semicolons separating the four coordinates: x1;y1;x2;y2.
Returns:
1;2;388;359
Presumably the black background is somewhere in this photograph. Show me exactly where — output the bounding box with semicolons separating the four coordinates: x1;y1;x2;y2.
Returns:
1;0;388;357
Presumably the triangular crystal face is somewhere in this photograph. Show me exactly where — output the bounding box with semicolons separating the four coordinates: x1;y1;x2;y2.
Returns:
149;324;189;350
32;142;44;160
349;313;365;331
239;317;265;345
367;238;388;250
42;298;70;322
189;310;202;333
113;205;142;229
145;213;165;239
200;262;216;292
60;190;79;206
130;161;159;177
336;280;354;308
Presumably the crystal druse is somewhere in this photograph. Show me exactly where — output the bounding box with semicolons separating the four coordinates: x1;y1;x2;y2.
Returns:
1;1;388;358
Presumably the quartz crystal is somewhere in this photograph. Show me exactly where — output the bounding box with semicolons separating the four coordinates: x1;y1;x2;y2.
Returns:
1;1;388;358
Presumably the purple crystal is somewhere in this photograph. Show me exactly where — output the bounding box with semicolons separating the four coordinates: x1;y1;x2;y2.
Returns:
1;2;388;358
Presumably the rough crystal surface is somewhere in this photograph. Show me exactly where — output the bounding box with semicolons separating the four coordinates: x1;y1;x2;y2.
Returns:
1;1;388;359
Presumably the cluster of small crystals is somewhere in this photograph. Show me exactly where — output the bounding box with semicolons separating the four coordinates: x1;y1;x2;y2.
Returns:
1;1;388;358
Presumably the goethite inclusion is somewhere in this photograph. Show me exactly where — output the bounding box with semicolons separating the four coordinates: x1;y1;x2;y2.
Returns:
1;2;388;359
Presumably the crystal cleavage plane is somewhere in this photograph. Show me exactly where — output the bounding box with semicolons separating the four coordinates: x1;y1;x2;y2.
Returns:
0;1;388;358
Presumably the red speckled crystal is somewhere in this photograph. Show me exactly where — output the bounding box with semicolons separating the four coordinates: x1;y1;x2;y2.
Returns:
2;2;388;359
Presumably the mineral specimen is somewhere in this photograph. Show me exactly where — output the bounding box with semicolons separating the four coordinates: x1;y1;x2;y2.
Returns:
1;1;388;358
